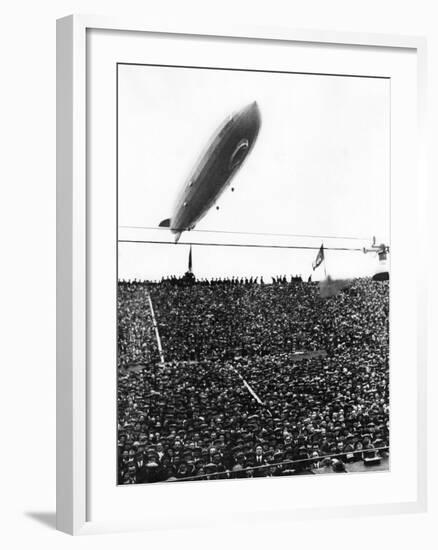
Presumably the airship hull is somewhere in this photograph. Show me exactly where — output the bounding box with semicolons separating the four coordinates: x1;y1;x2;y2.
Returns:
160;101;261;241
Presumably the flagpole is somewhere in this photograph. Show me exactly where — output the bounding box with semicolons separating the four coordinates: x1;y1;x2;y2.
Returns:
321;242;327;279
323;242;327;278
188;244;193;274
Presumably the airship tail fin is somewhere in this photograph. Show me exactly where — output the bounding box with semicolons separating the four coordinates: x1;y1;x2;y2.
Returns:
158;218;171;228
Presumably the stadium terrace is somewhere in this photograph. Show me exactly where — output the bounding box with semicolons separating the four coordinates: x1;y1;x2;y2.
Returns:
117;276;389;484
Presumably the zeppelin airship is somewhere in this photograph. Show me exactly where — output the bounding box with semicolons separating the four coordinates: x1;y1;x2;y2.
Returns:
159;101;261;242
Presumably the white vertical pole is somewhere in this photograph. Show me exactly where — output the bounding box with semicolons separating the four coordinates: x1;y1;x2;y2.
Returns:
146;290;165;364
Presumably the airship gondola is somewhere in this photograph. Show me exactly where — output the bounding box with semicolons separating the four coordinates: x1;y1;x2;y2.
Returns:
159;101;261;242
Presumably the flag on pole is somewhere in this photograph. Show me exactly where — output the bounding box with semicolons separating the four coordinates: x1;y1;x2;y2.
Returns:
188;244;193;273
312;244;324;271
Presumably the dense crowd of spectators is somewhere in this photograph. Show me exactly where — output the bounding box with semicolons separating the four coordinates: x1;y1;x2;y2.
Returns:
117;277;389;484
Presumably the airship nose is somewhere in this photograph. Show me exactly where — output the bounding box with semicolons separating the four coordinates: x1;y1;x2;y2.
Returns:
251;100;261;122
242;100;259;115
240;101;261;128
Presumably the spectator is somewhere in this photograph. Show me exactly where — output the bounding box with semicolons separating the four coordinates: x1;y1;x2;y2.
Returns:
117;277;389;482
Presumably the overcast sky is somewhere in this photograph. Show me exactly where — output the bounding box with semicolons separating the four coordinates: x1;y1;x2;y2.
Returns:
118;64;389;281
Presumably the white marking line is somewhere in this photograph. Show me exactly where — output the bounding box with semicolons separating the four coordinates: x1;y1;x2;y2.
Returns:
242;379;264;405
146;291;165;364
229;366;264;405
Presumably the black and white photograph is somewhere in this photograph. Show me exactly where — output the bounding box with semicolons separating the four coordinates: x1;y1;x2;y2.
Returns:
117;63;390;485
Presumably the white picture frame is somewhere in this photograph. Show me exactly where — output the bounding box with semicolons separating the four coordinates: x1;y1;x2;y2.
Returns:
56;14;427;535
